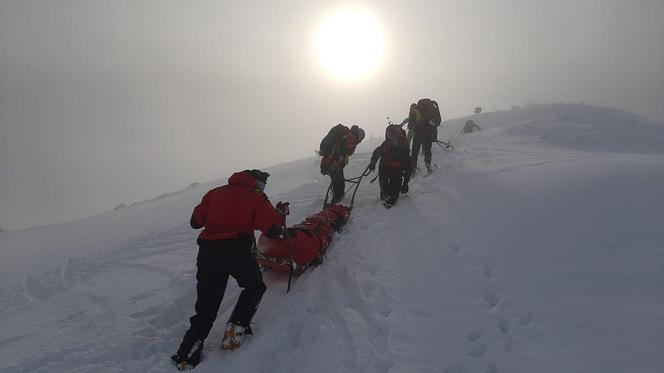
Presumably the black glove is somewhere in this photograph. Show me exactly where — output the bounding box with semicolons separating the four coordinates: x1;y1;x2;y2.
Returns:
368;162;376;172
276;201;290;216
400;183;409;194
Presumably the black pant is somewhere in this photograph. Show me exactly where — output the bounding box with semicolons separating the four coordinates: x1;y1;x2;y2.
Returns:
186;238;266;340
411;132;433;169
379;167;404;206
329;168;345;204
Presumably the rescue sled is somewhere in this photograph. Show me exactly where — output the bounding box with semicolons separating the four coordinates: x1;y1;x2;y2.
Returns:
256;204;351;274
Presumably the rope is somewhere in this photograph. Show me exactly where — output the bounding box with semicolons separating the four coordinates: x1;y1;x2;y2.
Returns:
322;166;371;212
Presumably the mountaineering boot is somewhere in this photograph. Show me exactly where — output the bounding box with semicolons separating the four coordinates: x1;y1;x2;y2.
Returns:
221;322;252;351
330;193;344;205
171;329;204;370
383;195;397;209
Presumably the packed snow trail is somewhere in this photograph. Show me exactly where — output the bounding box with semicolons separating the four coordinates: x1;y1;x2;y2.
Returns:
1;104;663;372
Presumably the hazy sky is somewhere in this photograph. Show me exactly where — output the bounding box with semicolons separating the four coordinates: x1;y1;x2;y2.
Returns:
1;0;663;230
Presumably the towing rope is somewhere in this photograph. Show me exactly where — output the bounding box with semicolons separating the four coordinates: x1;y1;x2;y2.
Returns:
322;165;372;213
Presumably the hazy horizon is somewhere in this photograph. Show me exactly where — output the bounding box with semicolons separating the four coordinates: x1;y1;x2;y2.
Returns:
1;0;663;230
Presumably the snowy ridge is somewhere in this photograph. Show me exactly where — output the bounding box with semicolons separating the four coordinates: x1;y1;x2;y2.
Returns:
1;104;663;372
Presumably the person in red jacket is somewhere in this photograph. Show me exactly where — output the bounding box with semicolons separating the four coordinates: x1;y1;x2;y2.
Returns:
172;169;289;370
319;124;365;204
368;125;412;208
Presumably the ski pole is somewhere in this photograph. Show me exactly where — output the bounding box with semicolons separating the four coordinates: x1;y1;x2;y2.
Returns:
435;140;453;151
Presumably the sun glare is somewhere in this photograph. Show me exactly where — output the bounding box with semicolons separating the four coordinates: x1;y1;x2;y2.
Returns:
316;9;384;81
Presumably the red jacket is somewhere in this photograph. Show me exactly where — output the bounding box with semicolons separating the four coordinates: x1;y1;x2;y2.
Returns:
191;171;284;241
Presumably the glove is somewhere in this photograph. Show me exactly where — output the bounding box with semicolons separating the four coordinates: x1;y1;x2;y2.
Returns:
368;162;376;172
400;183;409;194
276;201;290;216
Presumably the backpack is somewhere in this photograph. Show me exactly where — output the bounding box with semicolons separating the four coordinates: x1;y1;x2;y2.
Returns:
407;103;419;129
319;124;349;156
416;98;441;127
385;124;407;149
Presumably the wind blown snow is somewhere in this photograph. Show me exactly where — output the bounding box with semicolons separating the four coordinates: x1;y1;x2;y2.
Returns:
1;104;663;373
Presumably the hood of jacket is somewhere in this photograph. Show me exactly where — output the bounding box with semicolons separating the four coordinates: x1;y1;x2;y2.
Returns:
227;171;258;188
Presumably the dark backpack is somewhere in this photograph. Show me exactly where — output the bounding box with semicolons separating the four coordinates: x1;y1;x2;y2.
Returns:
319;124;349;156
417;98;442;127
385;124;407;149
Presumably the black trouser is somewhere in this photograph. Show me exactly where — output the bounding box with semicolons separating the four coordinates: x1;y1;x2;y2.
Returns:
329;168;345;204
184;237;266;341
411;132;433;169
379;166;404;206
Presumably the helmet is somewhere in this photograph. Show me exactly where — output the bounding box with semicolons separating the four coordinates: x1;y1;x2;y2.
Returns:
350;125;365;142
246;169;270;183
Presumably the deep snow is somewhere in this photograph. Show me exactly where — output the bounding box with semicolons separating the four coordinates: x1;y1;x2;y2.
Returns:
1;104;663;373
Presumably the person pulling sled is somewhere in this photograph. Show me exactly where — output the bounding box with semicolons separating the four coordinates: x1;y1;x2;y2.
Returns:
368;125;412;208
319;124;365;204
172;169;289;370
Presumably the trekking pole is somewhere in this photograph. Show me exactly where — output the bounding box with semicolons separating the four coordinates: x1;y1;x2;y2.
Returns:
369;166;378;183
282;220;296;293
435;140;454;151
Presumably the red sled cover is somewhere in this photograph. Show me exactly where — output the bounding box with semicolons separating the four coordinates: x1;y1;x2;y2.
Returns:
257;204;351;273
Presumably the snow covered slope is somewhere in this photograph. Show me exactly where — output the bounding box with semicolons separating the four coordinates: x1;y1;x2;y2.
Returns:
1;104;663;373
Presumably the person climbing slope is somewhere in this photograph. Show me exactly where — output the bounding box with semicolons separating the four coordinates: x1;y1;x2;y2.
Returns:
171;169;289;370
319;124;365;204
461;119;482;134
409;98;441;173
368;125;412;208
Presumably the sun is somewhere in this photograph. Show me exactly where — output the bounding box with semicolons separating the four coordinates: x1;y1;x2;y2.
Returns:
316;9;385;81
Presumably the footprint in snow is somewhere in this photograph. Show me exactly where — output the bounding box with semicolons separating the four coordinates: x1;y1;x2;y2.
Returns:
517;311;533;327
467;326;486;343
485;360;498;373
449;242;462;254
502;335;516;352
496;315;511;335
467;341;487;358
483;288;501;308
477;256;495;279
